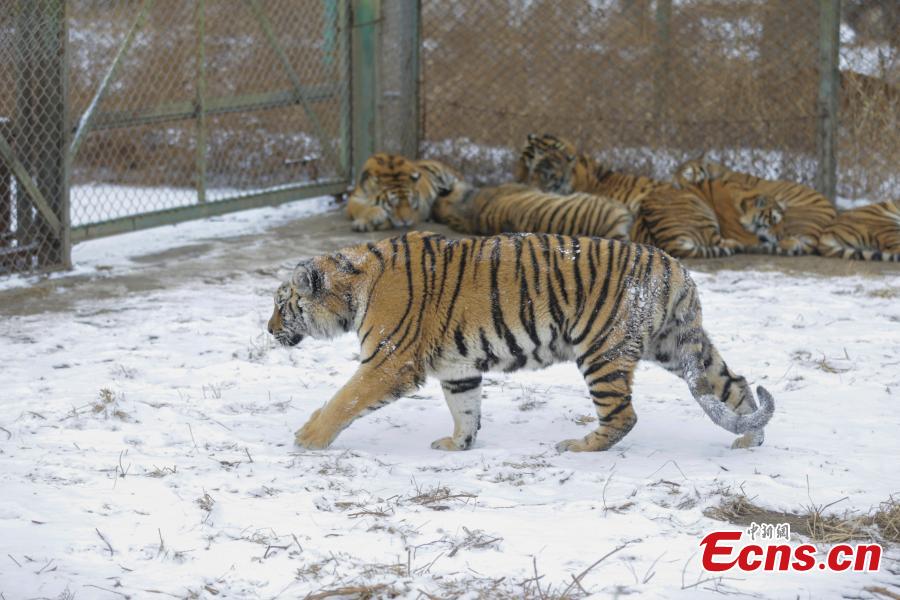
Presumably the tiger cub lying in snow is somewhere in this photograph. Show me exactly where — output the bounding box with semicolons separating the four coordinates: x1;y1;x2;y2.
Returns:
267;231;774;453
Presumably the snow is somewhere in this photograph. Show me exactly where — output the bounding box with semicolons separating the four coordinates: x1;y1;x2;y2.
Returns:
70;179;331;227
0;193;334;292
2;208;900;598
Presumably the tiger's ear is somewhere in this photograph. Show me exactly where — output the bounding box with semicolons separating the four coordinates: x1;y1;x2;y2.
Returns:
410;170;421;181
527;133;537;143
291;261;323;296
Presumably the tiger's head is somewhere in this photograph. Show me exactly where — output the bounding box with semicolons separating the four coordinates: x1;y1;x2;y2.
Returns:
515;133;578;194
736;194;786;244
267;257;358;347
354;153;430;228
674;153;731;188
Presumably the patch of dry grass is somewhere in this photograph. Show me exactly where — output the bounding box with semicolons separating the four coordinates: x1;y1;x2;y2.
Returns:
408;484;477;510
868;287;900;299
705;493;900;545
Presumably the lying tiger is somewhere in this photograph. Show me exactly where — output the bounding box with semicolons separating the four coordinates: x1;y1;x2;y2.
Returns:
346;153;467;231
817;200;900;261
512;134;787;257
433;178;781;259
677;177;788;252
515;133;668;214
674;154;836;255
432;182;634;242
268;231;775;452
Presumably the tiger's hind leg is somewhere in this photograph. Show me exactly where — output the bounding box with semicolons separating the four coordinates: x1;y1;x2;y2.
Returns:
556;350;639;453
432;375;482;451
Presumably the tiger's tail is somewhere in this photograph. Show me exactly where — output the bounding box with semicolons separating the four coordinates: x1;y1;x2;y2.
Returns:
692;384;775;436
669;277;775;443
819;243;900;262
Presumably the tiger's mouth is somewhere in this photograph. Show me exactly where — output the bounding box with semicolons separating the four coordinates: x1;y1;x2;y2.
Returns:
391;218;416;228
274;332;304;347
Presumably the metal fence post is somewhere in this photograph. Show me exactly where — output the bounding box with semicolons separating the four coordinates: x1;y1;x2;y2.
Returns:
351;0;380;180
15;0;69;270
378;0;419;158
196;0;207;204
815;0;840;202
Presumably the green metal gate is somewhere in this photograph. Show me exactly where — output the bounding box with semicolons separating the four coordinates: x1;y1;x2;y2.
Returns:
67;0;353;242
1;0;378;276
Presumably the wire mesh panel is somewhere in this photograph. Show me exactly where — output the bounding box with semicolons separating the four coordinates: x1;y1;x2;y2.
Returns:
0;1;68;275
67;0;351;236
838;1;899;202
419;1;898;204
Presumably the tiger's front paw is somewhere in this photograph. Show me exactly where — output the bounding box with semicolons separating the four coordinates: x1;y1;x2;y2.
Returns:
430;436;473;451
351;208;389;232
720;238;744;252
351;218;376;232
555;438;590;453
778;237;812;256
294;409;337;450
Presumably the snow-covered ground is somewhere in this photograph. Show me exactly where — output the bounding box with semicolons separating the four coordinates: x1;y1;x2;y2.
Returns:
1;203;899;599
69;182;333;228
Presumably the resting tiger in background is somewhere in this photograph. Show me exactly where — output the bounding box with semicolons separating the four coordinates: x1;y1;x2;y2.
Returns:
346;153;467;231
674;154;837;255
512;134;785;258
267;231;775;453
431;182;634;242
678;177;788;251
630;188;747;258
515;133;668;214
817;200;900;261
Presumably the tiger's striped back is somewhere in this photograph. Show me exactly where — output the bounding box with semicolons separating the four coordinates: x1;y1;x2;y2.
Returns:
575;159;668;215
435;183;633;242
633;187;742;259
817;200;900;261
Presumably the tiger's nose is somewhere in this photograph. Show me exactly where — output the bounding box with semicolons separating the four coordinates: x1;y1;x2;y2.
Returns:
267;324;274;335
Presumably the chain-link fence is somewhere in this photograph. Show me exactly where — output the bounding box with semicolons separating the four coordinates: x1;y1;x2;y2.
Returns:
68;0;351;235
0;2;68;274
1;0;355;276
419;0;899;205
3;1;899;278
838;1;899;201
